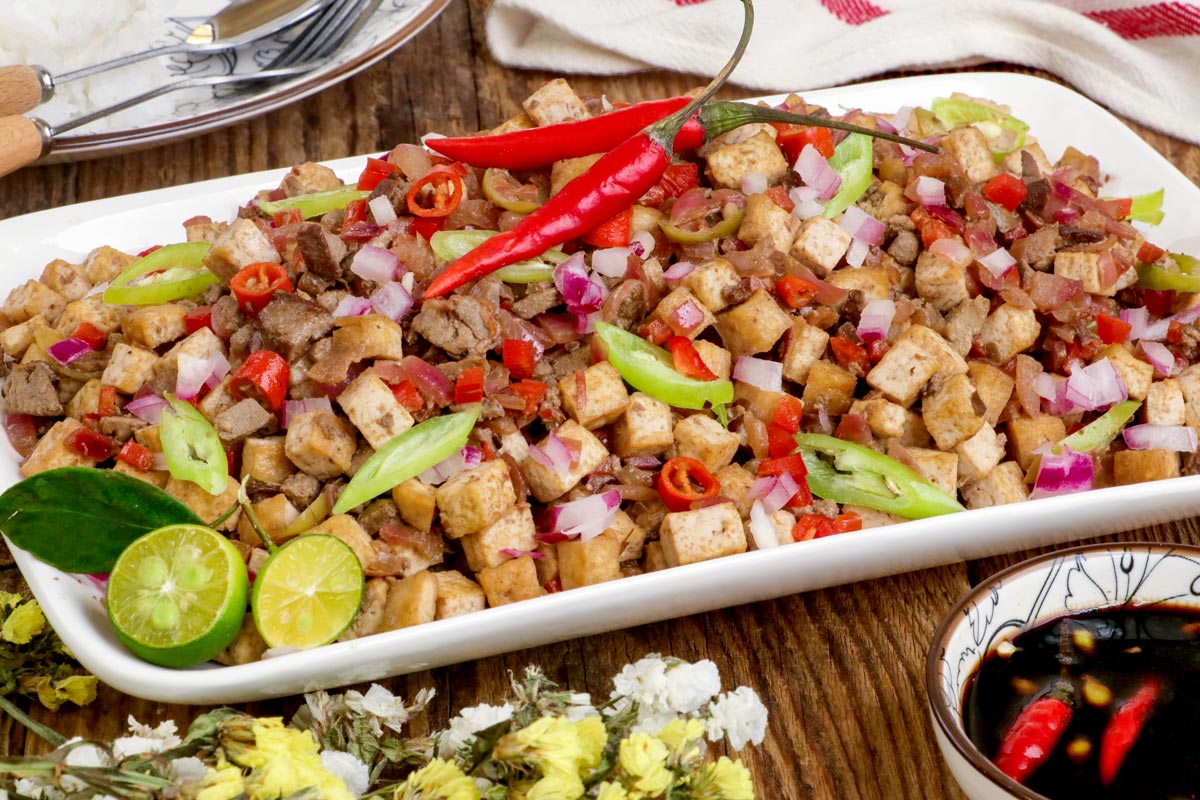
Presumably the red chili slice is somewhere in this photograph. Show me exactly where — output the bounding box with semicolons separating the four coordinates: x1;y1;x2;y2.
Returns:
658;457;720;512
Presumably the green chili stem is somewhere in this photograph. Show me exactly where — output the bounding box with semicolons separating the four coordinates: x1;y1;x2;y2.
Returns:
0;694;66;746
699;101;939;152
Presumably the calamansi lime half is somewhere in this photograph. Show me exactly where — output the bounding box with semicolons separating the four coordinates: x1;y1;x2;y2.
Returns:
251;534;364;650
107;524;249;668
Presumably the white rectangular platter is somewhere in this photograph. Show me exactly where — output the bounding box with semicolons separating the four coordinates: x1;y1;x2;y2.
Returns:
5;72;1200;704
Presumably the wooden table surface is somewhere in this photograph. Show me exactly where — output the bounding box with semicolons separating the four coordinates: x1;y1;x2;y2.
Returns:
2;2;1199;798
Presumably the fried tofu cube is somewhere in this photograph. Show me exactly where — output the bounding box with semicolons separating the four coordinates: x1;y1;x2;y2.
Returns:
962;461;1028;509
336;373;414;450
705;131;789;189
693;340;732;380
20;418;97;476
164;475;241;531
307;514;374;569
715;463;757;518
829;266;891;300
601;510;647;561
802;360;858;416
854;397;929;445
122;304;188;350
522;420;609;502
659;502;747;566
613;391;674;458
0;315;44;359
790;216;851;276
236;493;300;547
3;280;64;325
111;458;169;488
782;317;831;384
1098;345;1154;401
652;287;716;339
915;249;969;312
478;556;543;606
284;409;357;480
682;258;741;314
667;413;740;473
339;578;389;641
280;162;341;197
738;193;797;254
1146;378;1186;426
134;424;162;452
65;379;102;419
969;363;1016;427
558;536;622;590
522;78;590;126
906;447;959;496
100;343;158;395
437;459;517;539
1054;251;1136;297
157;327;223;379
82;245;136;284
240;436;294;483
867;324;967;407
924;373;986;450
434;570;487;619
392;478;437;533
382;571;437;630
955;423;1006;483
459;503;536;571
941;125;999;183
1001;142;1053;177
1178;364;1200;422
40;259;90;302
559;361;630;429
977;304;1040;364
644;541;669;572
56;296;122;337
1113;449;1180;485
1007;415;1067;471
550;153;603;196
945;296;991;358
214;614;267;665
716;289;792;356
203;218;280;284
858;179;914;221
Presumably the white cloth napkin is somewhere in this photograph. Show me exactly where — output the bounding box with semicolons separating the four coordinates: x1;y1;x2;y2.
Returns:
486;0;1200;145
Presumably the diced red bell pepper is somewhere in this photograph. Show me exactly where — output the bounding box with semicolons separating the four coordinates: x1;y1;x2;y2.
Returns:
792;512;863;541
343;198;369;228
230;262;293;316
773;123;835;162
776;275;819;309
71;321;107;351
510;379;548;414
455;366;485;405
1168;320;1185;345
411;216;445;241
582;206;633;248
1138;240;1166;263
767;424;798;459
765;186;795;213
981;173;1028;212
1143;289;1176;318
272;208;304;227
64;427;117;461
667;336;718;381
97;385;118;417
829;336;871;374
660;162;700;198
502;339;537;380
391;379;424;413
910;207;956;248
771;394;804;434
116;439;155;472
184;306;214;335
758;453;813;508
638;319;674;346
357;156;397;192
1096;312;1132;344
1109;197;1134;219
231;350;290;412
543;577;563;593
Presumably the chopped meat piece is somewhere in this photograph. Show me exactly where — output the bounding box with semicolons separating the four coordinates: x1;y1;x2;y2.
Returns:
296;223;347;283
216;398;277;443
280;472;321;509
257;291;335;361
357;498;401;536
410;296;501;358
1011;225;1058;270
4;363;63;417
281;162;342;197
98;415;147;443
210;294;248;340
600;280;647;331
511;283;563;319
887;229;920;267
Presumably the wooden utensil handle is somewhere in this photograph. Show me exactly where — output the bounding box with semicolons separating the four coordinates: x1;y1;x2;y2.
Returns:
0;117;51;178
0;65;52;116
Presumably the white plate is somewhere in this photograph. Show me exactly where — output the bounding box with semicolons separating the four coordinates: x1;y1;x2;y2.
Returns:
5;72;1200;704
39;0;452;163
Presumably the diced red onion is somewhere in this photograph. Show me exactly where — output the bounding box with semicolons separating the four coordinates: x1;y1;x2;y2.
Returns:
1064;358;1127;411
1123;424;1198;452
914;176;947;207
549;489;621;541
789;187;826;220
845;238;869;267
629;230;655;257
46;337;92;365
839;206;885;246
529;429;574;480
281;396;333;429
419;445;483;484
1036;373;1077;415
873;115;898;135
1030;446;1094;499
741;171;768;196
500;548;546;560
176;351;225;401
592;247;631;278
978;247;1017;278
333;295;373;318
203;350;231;391
1171;303;1200;325
370;281;413;322
733;356;782;392
857;298;896;342
368;195;397;225
1140;340;1177;376
891;106;913;133
795;144;841;201
929;237;973;269
554;252;608;330
817;407;833;433
1120;306;1170;341
401;356;453;406
749;473;799;515
350;245;399;283
661;261;696;281
748;500;779;550
126;393;166;424
624;455;662;469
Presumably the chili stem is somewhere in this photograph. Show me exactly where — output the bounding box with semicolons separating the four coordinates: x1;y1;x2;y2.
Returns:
237;476;275;553
700;101;940;152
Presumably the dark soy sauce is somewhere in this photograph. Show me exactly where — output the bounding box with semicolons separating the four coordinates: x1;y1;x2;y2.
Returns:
963;607;1200;799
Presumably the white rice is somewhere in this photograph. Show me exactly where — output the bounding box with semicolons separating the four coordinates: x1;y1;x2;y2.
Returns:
0;1;193;134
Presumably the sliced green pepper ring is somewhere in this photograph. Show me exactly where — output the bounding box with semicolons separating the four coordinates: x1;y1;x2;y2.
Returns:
482;168;544;214
930;97;1029;163
660;208;745;244
160;394;229;497
257;185;369;219
595;322;733;413
1136;254;1200;292
823;132;874;219
103;243;218;306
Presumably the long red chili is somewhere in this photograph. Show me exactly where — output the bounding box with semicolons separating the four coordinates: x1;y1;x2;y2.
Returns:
1099;679;1159;787
992;681;1074;785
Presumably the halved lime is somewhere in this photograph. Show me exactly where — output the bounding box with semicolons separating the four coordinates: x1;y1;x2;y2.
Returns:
107;524;249;668
251;534;364;649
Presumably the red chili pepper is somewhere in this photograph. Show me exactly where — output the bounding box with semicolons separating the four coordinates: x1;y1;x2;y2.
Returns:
638;319;674;346
1096;312;1132;344
230;262;293;316
502;339;537;380
455;366;485;405
272;208;304;227
776;275;819;309
64;427;117;461
411;216;445;241
343;198;369;228
116;439;155;472
510;379;548;415
773;123;835;162
829;336;871;374
1138;240;1166;263
910;207;956;248
184;306;214;336
1099;679;1159;787
771;395;804;434
792;512;862;541
357;156;397;191
992;681;1074;785
766;424;797;459
97;386;118;417
406;166;465;218
582;206;633;248
71;321;106;351
658;457;720;512
231;350;290;412
391;379;425;413
136;244;162;258
982;173;1028;212
1109;197;1134;219
667;337;718;381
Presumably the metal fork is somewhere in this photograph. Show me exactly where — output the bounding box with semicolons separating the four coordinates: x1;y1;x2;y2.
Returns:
0;0;381;178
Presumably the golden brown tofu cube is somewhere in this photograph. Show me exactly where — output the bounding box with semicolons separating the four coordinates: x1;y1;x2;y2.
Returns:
478;556;543;607
214;614;267;665
459;503;537;572
1007;415;1068;471
977;304;1041;364
827;267;891;301
1146;378;1186;426
915;249;969;312
1098;345;1154;401
550;154;603;196
969;363;1016;427
284;409;356;481
521;420;609;502
522;77;590;126
101;343;159;395
866;324;966;407
705;131;789;190
83;245;136;284
558;536;622;590
737;193;797;255
1113;449;1180;485
392;477;437;533
203;218;280;285
613;392;674;458
693;340;732;380
659;502;747;567
715;463;757;518
240;436;295;484
782;317;831;384
644;541;670;572
801;361;858;417
906;447;959;496
3;280;65;325
941;125;1000;183
558;361;630;429
122;304;188;350
236;493;300;547
667;413;740;473
923;373;985;450
715;290;792;356
336;373;414;450
954;423;1006;484
791;216;851;276
434;570;487;620
683;258;741;314
39;260;90;303
307;514;375;570
601;510;647;561
164;475;241;532
20;418;97;476
436;459;517;539
652;287;716;340
962;461;1028;509
382;571;438;630
339;578;389;641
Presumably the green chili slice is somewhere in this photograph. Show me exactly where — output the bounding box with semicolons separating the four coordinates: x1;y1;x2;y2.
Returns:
160;394;229;496
822;133;873;219
795;433;964;519
930;98;1029;163
1129;188;1165;225
660;209;745;244
1059;400;1142;453
481;168;543;214
1137;253;1200;292
333;407;480;514
103;243;218;306
430;229;566;282
594;321;733;412
257;185;369;219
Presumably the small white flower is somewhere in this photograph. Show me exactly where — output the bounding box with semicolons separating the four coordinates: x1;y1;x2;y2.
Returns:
168;756;208;784
663;660;721;714
437;702;515;758
705;686;769;750
564;692;598;721
320;750;371;797
610;656;670;709
344;684;412;735
113;717;182;760
630;708;677;736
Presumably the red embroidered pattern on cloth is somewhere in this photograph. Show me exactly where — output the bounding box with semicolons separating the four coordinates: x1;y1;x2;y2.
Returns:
1085;2;1200;39
819;0;889;24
